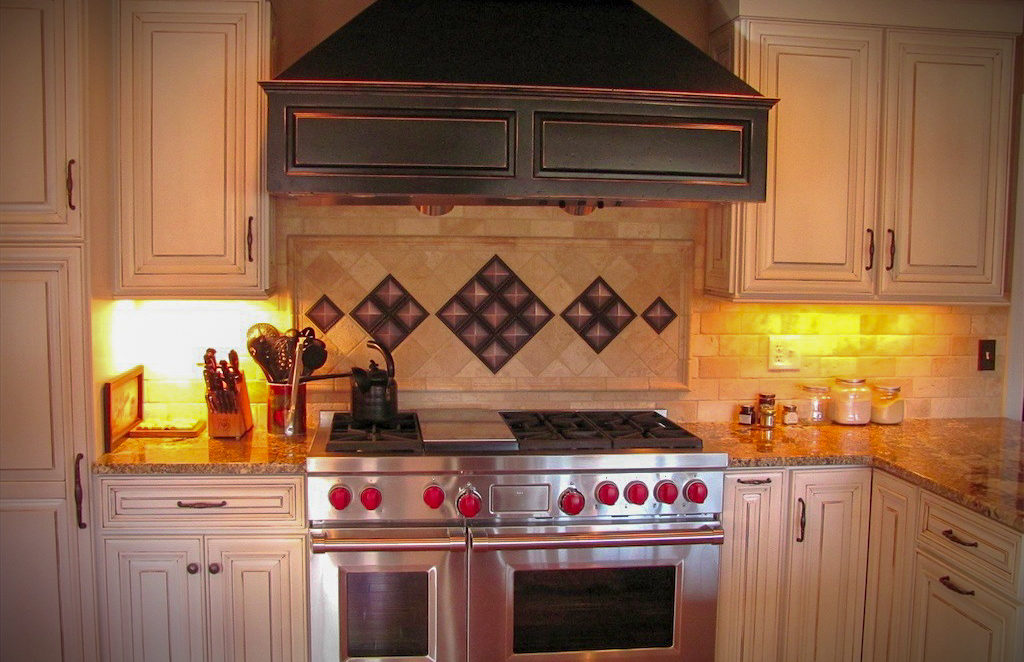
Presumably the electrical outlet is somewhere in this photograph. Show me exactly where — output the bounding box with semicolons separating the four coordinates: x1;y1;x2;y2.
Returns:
768;335;801;371
978;339;996;371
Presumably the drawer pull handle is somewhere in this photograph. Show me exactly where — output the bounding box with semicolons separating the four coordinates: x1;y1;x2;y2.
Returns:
939;575;975;596
796;497;806;543
246;216;254;262
66;159;77;210
176;500;228;509
942;529;979;547
737;478;772;485
865;228;875;270
886;229;895;271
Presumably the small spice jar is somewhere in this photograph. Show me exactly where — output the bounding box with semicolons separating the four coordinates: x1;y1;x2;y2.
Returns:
757;393;776;428
800;384;831;425
738;405;755;425
871;385;905;424
830;378;872;425
782;404;799;425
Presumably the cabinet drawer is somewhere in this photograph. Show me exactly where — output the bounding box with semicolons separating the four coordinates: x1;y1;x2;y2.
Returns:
100;477;303;528
917;492;1023;598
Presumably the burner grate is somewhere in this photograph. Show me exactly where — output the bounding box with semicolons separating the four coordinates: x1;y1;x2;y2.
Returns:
500;410;701;450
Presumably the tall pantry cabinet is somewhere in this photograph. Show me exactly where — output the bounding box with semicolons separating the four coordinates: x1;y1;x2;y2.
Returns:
705;11;1015;303
0;0;97;659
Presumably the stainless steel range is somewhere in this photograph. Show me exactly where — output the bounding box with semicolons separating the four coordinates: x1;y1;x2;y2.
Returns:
306;408;726;662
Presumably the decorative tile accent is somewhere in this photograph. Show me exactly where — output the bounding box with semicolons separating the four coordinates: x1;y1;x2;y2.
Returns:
350;275;427;352
642;297;677;333
562;277;636;353
438;255;553;372
305;294;344;334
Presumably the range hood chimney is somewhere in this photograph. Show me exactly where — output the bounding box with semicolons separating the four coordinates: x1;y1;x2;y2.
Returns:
262;0;776;207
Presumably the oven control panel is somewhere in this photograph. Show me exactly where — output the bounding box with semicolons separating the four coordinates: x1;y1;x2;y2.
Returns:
308;471;723;524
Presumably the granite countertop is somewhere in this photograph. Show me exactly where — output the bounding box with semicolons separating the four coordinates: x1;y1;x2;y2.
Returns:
689;418;1024;533
94;417;1024;533
94;428;309;475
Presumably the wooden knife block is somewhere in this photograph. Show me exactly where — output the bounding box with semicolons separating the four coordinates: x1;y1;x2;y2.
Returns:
206;371;253;439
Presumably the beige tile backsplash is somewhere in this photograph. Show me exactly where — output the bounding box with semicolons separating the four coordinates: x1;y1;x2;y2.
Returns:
143;200;1008;424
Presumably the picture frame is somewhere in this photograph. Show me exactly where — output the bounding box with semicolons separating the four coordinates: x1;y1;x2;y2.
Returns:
103;365;144;450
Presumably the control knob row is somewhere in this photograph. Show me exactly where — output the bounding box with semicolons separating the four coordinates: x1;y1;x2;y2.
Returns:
566;479;707;513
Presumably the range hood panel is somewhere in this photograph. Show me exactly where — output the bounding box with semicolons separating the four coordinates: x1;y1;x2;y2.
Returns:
264;0;776;205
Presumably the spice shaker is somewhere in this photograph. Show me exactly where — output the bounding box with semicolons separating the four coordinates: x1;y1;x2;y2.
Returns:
738;405;755;425
782;404;799;425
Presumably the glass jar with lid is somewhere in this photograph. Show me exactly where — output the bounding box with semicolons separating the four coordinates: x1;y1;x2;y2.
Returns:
871;384;905;424
830;378;872;425
799;384;831;425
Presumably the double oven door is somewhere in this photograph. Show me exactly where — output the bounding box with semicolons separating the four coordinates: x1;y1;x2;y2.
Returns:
310;521;722;662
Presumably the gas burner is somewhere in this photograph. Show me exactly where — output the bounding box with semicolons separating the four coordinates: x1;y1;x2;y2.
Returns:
500;410;701;450
325;412;422;453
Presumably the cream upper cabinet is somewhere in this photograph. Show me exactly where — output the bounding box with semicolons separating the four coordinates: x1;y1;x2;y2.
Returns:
0;0;82;240
705;18;1015;303
879;31;1013;300
781;467;871;662
716;470;787;662
115;0;269;297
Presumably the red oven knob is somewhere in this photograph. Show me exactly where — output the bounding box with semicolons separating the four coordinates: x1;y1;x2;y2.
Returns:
423;485;445;509
655;480;679;504
685;480;709;504
596;481;619;506
457;490;482;518
328;486;351;511
360;486;382;510
625;481;649;505
559;488;585;515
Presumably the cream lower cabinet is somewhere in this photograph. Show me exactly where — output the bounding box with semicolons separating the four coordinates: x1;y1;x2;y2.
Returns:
705;18;1014;303
716;469;787;662
862;469;918;662
863;474;1024;662
780;467;871;662
98;476;307;662
0;244;96;660
115;0;270;297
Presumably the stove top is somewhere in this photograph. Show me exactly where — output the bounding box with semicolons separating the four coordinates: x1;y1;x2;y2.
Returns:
311;409;701;457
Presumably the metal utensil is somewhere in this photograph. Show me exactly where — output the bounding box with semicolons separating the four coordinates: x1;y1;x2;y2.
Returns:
246;323;281;382
284;335;308;436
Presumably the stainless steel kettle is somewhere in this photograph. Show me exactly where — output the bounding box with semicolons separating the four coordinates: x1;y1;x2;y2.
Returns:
350;341;397;425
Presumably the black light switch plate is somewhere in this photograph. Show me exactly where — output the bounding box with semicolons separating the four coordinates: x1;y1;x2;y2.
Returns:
978;339;996;371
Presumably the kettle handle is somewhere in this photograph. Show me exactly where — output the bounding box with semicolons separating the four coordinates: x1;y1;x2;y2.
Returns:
366;340;395;378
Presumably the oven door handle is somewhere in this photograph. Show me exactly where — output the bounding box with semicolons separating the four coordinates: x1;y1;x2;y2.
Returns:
310;533;467;553
470;527;724;551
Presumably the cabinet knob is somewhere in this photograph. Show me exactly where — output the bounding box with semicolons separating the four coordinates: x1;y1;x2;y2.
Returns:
187;563;200;575
208;563;221;575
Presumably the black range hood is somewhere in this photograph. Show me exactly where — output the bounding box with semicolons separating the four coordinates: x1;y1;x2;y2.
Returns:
262;0;777;207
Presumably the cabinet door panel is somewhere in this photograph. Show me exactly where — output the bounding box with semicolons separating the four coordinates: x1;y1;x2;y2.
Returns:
0;0;81;239
104;537;205;662
863;471;918;662
881;31;1012;299
783;468;870;662
0;498;83;660
716;471;786;662
909;552;1023;662
739;21;881;296
0;246;86;481
117;0;267;296
206;537;306;662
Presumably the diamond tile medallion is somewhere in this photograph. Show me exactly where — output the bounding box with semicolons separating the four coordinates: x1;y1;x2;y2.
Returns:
642;297;677;333
562;277;636;353
305;294;344;334
350;275;428;352
437;255;553;372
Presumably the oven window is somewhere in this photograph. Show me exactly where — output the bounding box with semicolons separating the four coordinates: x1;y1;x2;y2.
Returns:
512;566;675;653
345;572;428;657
